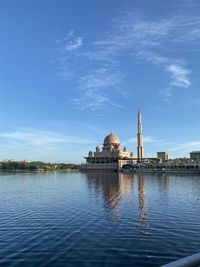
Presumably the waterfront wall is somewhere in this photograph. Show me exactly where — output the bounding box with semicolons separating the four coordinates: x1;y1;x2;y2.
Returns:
80;163;118;170
80;162;200;174
130;168;200;174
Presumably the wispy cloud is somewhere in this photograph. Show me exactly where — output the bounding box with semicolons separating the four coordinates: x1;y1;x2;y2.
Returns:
123;136;161;146
93;15;173;51
90;11;196;101
137;51;191;101
57;30;126;111
72;88;125;111
72;68;125;110
166;64;191;88
160;62;191;101
57;30;84;80
169;141;200;153
56;5;200;109
63;30;83;52
72;89;109;111
79;68;122;89
0;129;93;149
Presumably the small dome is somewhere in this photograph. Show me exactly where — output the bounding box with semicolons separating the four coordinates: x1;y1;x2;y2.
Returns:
104;133;120;145
88;151;93;157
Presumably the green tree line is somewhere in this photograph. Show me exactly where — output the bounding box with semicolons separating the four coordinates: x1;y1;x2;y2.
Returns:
0;161;79;171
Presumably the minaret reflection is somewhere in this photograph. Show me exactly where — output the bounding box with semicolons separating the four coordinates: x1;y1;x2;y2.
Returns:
137;175;148;239
85;171;133;212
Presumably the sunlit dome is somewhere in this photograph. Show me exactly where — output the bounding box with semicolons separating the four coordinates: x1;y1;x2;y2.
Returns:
103;133;120;145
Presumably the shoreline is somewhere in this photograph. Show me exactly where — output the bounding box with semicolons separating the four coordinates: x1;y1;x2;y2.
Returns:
1;169;200;175
124;168;200;174
80;168;200;175
0;169;79;174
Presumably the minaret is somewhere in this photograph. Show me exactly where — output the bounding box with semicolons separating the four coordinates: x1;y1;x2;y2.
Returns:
137;109;144;162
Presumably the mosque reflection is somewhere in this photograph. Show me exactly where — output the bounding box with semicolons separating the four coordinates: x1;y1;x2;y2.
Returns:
84;171;170;239
85;171;134;210
137;174;148;240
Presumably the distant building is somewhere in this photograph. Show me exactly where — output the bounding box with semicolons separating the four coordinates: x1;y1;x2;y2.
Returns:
143;158;161;164
3;159;16;162
20;160;30;163
3;159;30;163
157;152;169;162
190;151;200;161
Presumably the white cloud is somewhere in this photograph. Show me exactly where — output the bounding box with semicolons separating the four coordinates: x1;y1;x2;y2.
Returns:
63;30;83;52
93;15;175;54
56;31;84;80
0;130;93;148
159;87;172;103
166;64;191;88
72;85;125;111
137;51;191;100
71;67;125;111
79;69;122;89
72;88;109;111
123;136;161;146
91;11;196;101
170;141;200;152
56;8;200;109
159;63;191;101
64;36;83;52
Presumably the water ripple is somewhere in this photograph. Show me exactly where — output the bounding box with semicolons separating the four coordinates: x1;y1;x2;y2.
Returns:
0;172;200;266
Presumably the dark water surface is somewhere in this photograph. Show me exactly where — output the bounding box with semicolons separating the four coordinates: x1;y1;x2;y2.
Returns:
0;171;200;266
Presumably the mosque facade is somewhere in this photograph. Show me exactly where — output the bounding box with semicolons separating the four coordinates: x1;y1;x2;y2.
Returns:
81;111;146;171
82;132;136;170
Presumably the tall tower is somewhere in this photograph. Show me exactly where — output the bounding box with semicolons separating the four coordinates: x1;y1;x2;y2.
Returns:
137;109;144;162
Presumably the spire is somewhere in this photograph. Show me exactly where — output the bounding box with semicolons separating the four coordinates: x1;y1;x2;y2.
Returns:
137;109;144;162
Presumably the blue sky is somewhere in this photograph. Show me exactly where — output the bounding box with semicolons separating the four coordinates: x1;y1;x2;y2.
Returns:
0;0;200;163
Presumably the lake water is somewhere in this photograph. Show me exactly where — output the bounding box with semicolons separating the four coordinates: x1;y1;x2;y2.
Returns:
0;171;200;266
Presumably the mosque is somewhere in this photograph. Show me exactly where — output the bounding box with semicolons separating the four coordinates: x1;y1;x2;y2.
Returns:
81;110;156;171
83;132;136;170
81;111;148;170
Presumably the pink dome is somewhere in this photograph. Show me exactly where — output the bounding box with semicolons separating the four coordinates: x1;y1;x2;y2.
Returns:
103;133;120;145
